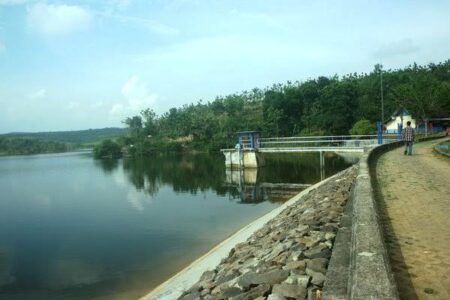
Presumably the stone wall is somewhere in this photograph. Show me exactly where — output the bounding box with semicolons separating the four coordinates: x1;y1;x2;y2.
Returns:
178;167;358;300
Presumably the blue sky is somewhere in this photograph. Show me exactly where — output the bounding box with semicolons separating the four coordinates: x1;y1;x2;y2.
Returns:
0;0;449;133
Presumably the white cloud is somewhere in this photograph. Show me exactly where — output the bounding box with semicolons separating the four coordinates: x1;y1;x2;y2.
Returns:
136;35;331;77
109;75;157;119
27;88;46;99
110;103;124;116
26;3;92;36
127;189;145;212
126;179;154;212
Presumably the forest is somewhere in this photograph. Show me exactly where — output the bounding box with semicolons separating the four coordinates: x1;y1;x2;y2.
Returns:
119;61;450;155
0;137;69;155
0;128;125;156
2;127;125;145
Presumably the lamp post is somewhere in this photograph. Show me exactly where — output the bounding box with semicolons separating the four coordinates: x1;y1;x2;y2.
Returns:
380;67;385;125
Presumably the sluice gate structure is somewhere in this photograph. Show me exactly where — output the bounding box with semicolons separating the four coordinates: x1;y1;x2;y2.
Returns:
221;129;397;169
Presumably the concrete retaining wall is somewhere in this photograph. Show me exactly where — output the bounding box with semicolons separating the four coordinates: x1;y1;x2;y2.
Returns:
349;144;400;299
323;142;401;300
325;135;446;299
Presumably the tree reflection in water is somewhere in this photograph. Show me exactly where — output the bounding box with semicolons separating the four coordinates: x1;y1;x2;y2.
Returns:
122;153;231;197
95;152;352;203
95;158;119;174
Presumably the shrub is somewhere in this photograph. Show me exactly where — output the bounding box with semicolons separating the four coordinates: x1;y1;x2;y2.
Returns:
93;139;122;159
349;119;375;135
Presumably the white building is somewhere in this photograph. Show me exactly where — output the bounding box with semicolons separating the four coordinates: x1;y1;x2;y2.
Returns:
385;108;416;133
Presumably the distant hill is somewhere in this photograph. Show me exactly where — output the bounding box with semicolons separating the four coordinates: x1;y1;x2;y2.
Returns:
1;127;126;145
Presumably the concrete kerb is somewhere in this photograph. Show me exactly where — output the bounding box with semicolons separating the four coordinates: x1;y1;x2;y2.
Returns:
325;136;447;300
349;147;399;300
141;166;356;300
323;142;401;300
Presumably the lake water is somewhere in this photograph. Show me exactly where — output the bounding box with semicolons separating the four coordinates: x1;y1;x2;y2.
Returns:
0;151;351;299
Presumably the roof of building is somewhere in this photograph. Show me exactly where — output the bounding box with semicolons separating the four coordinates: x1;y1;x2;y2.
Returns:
390;108;411;118
236;131;259;135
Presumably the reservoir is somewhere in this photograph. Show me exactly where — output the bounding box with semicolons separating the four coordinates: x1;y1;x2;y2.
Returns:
0;151;351;299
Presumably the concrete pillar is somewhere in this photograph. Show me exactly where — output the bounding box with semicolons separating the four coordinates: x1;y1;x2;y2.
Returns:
223;150;265;169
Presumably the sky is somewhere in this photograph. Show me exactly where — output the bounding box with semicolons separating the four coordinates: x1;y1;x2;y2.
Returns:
0;0;449;133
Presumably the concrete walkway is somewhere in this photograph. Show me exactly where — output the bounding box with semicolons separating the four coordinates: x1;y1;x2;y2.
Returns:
376;138;450;300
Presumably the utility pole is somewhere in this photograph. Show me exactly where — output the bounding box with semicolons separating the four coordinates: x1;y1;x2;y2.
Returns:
380;67;385;125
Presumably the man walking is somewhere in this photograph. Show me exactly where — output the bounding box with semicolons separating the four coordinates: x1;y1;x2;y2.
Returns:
402;121;415;155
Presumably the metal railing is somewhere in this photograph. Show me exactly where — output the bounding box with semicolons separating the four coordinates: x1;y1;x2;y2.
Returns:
259;135;381;148
221;134;399;153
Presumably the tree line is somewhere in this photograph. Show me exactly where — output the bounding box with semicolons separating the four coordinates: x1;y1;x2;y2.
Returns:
116;60;450;155
0;137;69;155
1;128;126;156
3;127;125;145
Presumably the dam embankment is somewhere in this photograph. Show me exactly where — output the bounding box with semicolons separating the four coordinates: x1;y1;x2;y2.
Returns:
145;139;434;300
142;165;357;300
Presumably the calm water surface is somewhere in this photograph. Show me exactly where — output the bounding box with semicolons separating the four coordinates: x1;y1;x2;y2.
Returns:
0;151;351;299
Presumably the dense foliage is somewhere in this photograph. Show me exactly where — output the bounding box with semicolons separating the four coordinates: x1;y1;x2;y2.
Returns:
1;127;125;145
124;61;450;154
349;119;376;135
0;128;126;156
0;137;69;155
93;139;122;159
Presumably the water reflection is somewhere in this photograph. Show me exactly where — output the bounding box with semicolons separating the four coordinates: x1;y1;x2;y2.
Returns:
122;153;229;197
113;152;352;204
0;246;15;287
225;168;311;203
0;151;353;299
95;158;119;174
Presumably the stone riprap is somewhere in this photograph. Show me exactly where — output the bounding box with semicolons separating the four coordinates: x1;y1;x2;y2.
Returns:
179;166;358;300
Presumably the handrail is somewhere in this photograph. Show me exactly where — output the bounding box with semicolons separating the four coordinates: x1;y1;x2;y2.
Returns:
224;135;398;151
260;135;378;141
260;139;377;145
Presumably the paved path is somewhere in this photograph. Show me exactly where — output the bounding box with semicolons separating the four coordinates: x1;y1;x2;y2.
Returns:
376;138;450;300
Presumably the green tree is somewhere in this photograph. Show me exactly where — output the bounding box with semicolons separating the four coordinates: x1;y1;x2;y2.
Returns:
318;80;358;134
93;139;122;159
141;108;159;136
124;116;143;138
349;119;375;135
117;59;450;154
